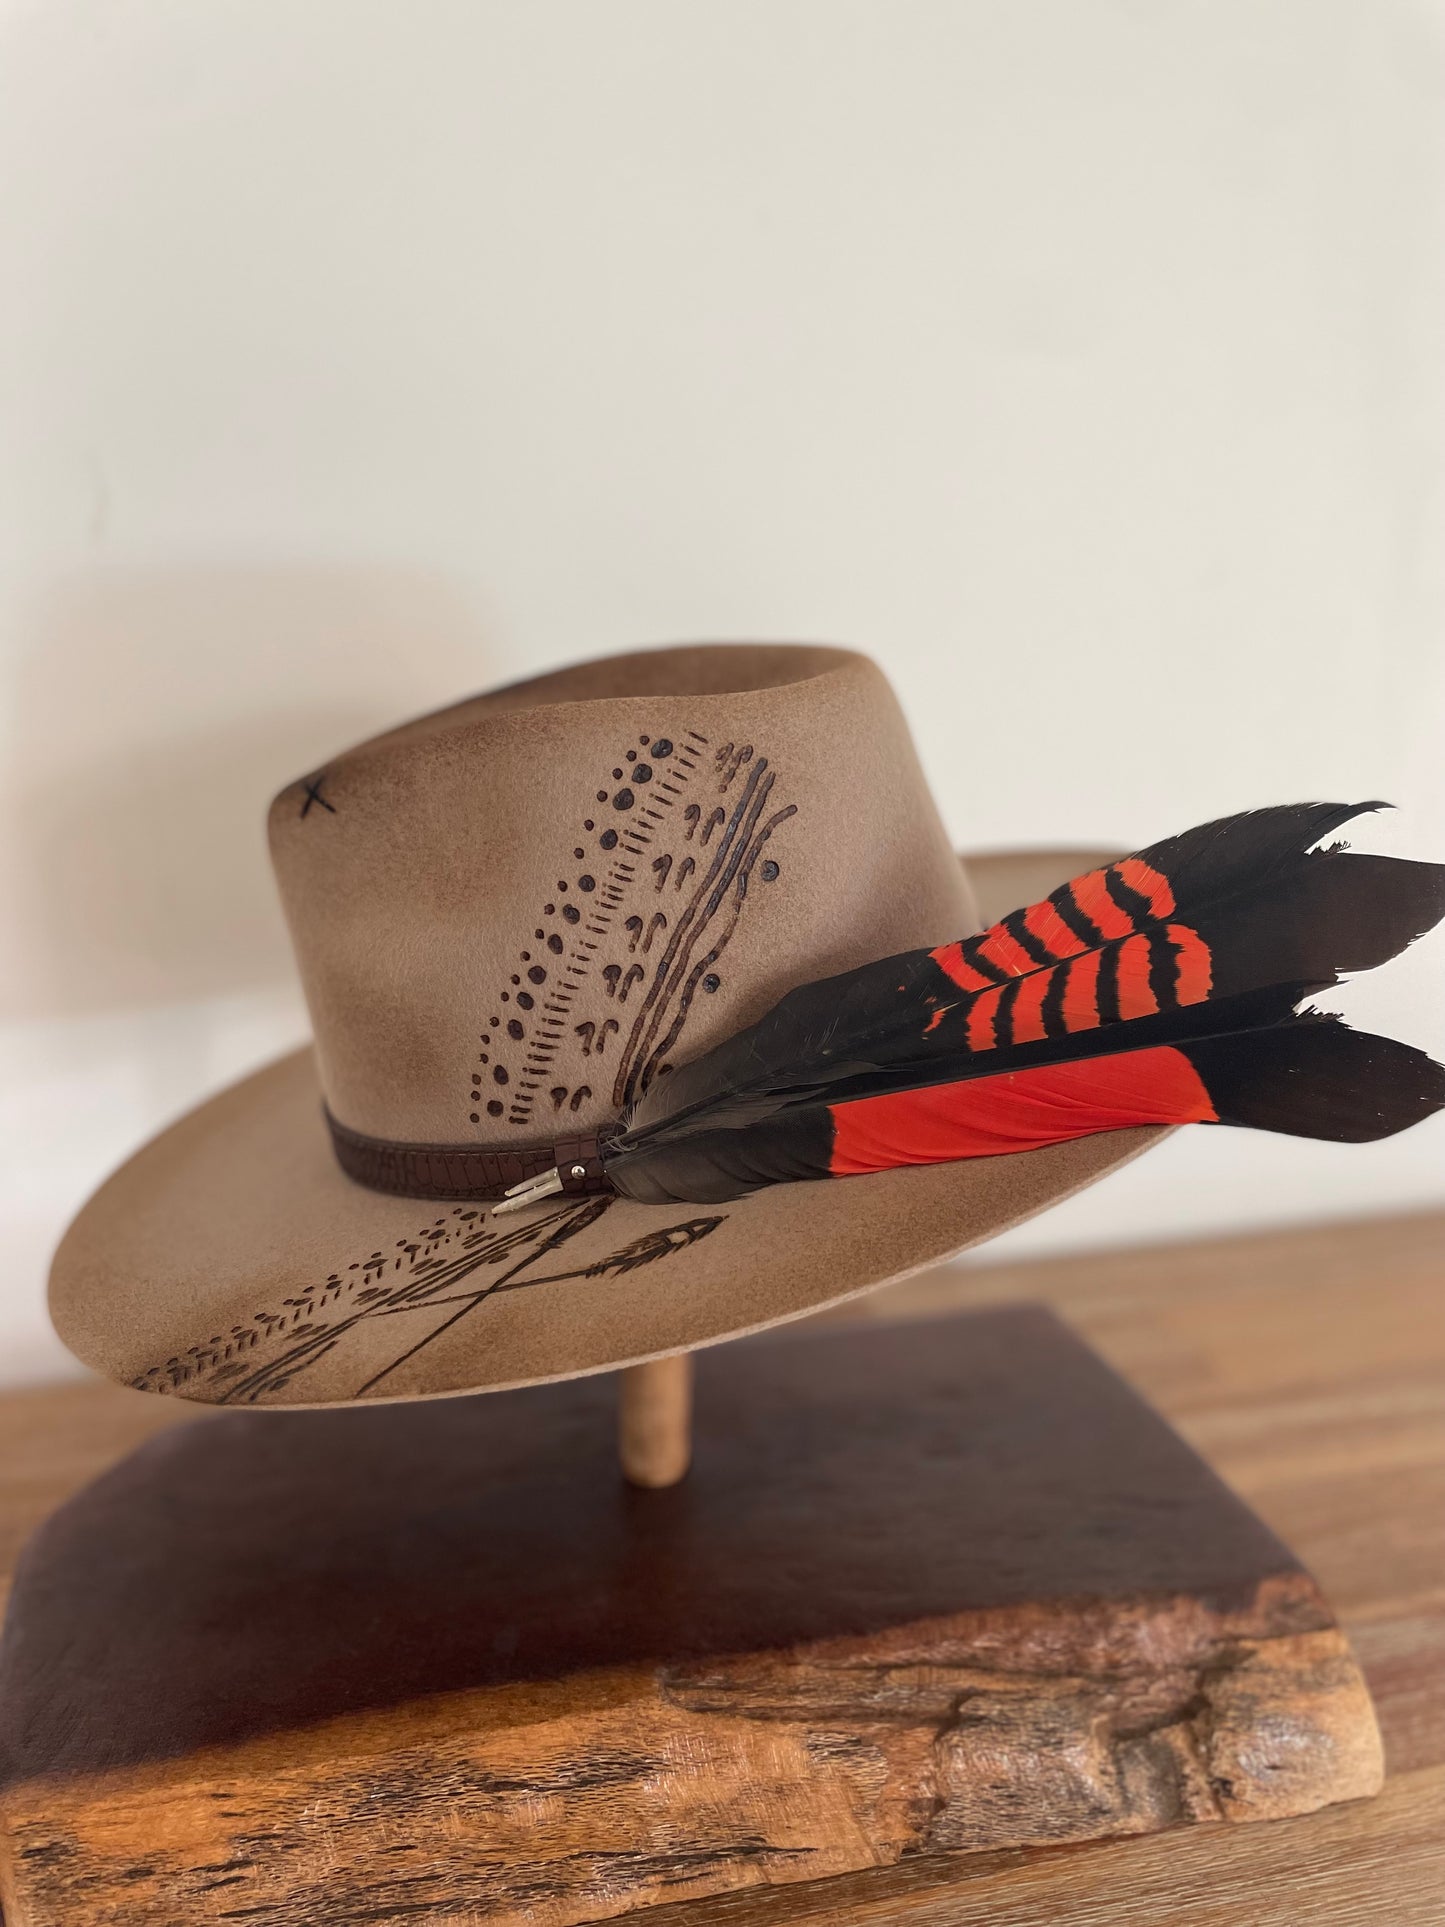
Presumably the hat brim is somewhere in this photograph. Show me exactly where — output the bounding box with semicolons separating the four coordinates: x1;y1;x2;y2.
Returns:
50;849;1166;1408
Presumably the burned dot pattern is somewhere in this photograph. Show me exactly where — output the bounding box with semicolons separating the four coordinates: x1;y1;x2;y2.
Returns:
468;724;793;1129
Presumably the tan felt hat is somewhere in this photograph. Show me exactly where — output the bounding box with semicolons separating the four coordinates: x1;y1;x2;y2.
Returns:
49;645;1164;1406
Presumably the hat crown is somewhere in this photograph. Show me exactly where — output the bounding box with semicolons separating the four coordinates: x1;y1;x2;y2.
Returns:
269;644;974;1148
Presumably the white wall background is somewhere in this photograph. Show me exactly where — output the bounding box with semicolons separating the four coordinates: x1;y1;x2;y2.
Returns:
2;0;1442;1385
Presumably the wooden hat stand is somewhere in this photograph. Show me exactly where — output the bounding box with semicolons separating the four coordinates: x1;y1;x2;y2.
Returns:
0;1304;1381;1927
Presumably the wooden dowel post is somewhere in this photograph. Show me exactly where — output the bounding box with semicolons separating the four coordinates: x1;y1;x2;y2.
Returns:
618;1354;693;1488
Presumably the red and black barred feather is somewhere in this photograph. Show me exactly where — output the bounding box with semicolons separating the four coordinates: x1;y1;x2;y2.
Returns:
602;803;1445;1206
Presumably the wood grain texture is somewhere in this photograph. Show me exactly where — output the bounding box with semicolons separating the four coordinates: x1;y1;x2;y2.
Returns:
1;1208;1441;1925
0;1305;1382;1924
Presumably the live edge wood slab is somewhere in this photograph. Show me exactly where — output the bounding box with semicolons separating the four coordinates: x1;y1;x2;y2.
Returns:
0;1304;1381;1927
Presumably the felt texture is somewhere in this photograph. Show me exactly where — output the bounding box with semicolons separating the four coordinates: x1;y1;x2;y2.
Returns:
269;645;973;1142
49;645;1167;1405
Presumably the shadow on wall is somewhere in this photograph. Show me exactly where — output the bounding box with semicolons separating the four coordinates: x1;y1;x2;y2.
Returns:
3;567;494;1022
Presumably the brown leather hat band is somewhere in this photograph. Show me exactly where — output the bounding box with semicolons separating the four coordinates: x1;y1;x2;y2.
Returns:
324;1109;613;1204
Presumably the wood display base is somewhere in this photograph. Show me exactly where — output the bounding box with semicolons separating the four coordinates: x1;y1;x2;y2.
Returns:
0;1306;1382;1927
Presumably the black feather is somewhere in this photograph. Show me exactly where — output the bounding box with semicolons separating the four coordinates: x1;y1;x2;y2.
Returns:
604;801;1445;1205
1187;1016;1445;1142
624;983;1311;1146
623;802;1444;1145
1129;800;1386;906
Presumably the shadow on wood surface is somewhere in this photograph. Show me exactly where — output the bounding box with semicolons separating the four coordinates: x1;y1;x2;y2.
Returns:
0;1307;1302;1780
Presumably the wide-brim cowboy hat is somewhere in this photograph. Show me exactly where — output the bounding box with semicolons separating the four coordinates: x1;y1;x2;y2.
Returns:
50;646;1165;1407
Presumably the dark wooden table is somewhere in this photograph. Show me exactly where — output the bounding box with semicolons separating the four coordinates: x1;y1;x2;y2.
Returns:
2;1210;1443;1924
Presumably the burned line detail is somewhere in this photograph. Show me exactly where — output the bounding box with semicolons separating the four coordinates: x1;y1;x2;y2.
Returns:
472;731;796;1128
130;1200;725;1405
